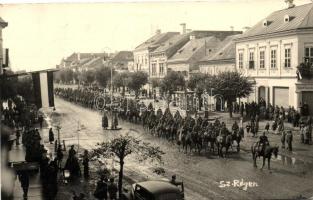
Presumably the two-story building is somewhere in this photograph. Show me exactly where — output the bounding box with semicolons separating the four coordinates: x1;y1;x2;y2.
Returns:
199;34;241;76
167;36;221;79
150;33;191;79
235;2;313;114
0;17;8;75
133;30;179;74
110;51;133;72
151;30;242;80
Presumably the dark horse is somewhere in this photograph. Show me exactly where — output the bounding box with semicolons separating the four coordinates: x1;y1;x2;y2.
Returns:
251;142;279;170
216;134;232;157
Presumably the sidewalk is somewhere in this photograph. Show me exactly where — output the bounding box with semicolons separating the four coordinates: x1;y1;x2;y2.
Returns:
9;123;46;200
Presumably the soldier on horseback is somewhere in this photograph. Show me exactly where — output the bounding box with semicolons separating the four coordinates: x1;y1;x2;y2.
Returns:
257;131;269;156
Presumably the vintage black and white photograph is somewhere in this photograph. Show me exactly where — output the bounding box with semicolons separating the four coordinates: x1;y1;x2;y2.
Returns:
1;0;313;199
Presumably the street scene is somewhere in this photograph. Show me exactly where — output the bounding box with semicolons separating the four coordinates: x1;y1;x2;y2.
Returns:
1;0;313;200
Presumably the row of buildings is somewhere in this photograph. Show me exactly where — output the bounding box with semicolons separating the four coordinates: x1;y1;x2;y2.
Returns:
58;2;313;114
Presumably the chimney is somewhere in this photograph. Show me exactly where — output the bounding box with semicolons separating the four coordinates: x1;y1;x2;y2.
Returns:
243;26;251;32
180;23;186;34
155;29;161;35
285;0;295;8
230;26;234;31
77;53;81;61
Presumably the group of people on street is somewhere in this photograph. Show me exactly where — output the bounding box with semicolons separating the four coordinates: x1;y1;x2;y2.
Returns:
1;97;61;200
94;176;118;200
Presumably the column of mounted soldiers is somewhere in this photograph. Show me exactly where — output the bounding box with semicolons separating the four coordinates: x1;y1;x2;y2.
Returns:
55;87;312;158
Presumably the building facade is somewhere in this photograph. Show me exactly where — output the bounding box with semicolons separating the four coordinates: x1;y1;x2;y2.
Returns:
0;17;8;75
150;34;190;79
235;3;313;114
167;36;221;79
133;31;179;74
199;34;240;76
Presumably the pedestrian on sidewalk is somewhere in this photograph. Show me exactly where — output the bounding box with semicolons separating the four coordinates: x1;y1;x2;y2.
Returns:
286;130;293;151
108;178;118;200
57;145;64;170
94;176;108;200
69;145;76;158
281;131;286;149
265;122;270;134
38;115;44;129
16;128;21;145
17;170;29;199
82;150;89;179
49;128;54;144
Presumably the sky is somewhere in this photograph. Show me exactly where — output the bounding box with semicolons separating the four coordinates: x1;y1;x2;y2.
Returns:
0;0;312;71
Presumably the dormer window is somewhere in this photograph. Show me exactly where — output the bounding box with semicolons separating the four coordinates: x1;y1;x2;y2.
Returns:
284;15;291;22
263;20;270;27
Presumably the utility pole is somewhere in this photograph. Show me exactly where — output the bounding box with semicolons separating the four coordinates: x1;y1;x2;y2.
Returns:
77;120;80;153
110;61;114;129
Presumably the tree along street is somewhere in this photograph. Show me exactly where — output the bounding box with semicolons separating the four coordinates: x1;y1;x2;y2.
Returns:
51;97;313;200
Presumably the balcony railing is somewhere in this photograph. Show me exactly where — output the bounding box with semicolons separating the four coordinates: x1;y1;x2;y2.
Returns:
297;62;313;79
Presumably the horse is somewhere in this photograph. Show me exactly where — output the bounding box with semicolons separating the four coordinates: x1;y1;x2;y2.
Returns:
251;142;279;170
230;131;242;152
179;128;193;154
216;134;232;157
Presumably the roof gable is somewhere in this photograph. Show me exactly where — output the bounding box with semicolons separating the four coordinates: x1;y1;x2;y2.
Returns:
200;34;240;62
238;3;313;39
152;34;190;54
111;51;134;62
134;32;179;51
168;36;220;63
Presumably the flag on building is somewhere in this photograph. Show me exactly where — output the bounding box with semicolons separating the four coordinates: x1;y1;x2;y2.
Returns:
31;71;55;108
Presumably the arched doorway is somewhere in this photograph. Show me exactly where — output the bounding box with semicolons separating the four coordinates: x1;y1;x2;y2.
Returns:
214;95;224;111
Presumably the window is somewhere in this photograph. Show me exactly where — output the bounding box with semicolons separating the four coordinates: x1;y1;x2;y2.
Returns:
152;63;156;76
305;47;313;64
284;48;291;68
259;51;265;68
159;63;164;75
271;49;277;68
238;52;243;68
249;51;255;69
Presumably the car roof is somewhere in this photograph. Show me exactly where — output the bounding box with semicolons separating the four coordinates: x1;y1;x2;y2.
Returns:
136;181;180;195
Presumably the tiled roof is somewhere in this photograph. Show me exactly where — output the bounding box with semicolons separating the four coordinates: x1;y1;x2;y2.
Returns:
152;34;190;54
168;36;220;63
200;34;240;63
65;53;106;62
238;3;313;40
111;51;133;62
134;32;179;51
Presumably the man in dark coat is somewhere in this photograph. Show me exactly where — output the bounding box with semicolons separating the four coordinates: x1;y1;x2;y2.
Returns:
49;128;54;144
108;178;118;200
102;111;108;129
17;170;29;199
38;115;44;129
94;176;108;200
82;150;89;179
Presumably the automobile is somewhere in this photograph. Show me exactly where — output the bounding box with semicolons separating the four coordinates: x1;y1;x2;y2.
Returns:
122;180;184;200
